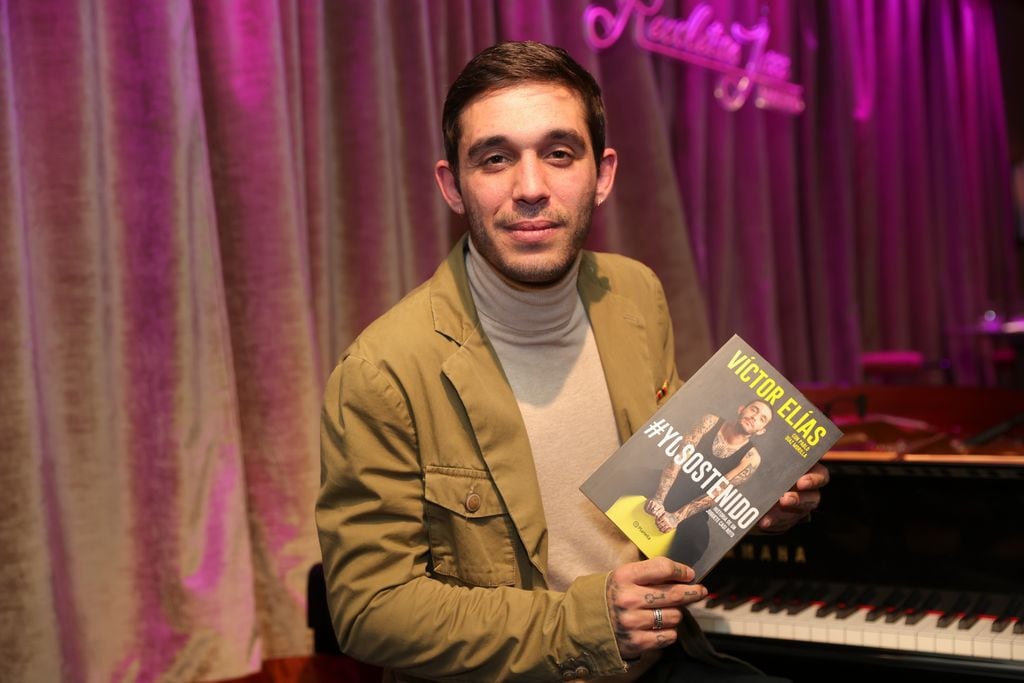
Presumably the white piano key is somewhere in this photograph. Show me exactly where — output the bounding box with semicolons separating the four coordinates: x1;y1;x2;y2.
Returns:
786;606;821;643
724;606;757;637
987;628;1015;661
859;614;902;651
893;605;938;651
1012;631;1024;662
856;610;888;651
971;619;1017;660
772;610;795;641
825;616;849;646
953;617;991;657
807;607;833;644
897;617;919;652
724;602;774;638
916;613;958;655
914;613;942;654
838;607;871;648
841;607;910;651
745;602;782;643
689;601;731;634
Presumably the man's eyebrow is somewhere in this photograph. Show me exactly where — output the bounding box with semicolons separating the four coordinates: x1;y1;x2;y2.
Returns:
547;129;588;149
465;135;509;160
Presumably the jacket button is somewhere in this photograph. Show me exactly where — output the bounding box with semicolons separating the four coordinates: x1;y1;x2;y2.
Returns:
465;492;481;513
574;666;590;678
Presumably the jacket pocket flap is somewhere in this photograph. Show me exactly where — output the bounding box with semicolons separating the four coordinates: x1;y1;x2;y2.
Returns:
424;466;506;518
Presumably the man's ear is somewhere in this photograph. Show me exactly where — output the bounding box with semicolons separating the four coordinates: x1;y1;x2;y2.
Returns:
595;147;618;206
435;160;465;214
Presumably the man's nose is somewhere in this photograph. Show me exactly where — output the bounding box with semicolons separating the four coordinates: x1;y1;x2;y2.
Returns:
512;156;549;205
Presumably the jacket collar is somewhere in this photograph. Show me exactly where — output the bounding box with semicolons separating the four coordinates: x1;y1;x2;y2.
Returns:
430;235;656;577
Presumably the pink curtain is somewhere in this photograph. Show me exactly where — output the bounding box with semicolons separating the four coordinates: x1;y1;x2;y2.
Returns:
0;1;1016;681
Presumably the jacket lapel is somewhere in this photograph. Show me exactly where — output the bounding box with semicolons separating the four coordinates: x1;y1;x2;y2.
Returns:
431;238;549;576
577;253;659;444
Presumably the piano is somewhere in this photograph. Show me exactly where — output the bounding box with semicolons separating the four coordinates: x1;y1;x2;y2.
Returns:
693;385;1024;682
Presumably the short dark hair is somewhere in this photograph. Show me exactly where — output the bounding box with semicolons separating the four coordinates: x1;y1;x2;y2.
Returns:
441;41;606;178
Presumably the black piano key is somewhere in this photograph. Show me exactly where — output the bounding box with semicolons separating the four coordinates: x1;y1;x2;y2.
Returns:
882;589;908;621
817;584;859;618
722;593;753;610
885;589;922;623
866;588;903;622
705;579;740;609
958;594;989;630
751;582;787;613
905;591;942;626
785;582;820;615
958;614;980;629
768;582;801;614
937;593;971;628
991;596;1020;633
836;587;875;620
723;579;767;611
713;577;757;611
992;617;1012;633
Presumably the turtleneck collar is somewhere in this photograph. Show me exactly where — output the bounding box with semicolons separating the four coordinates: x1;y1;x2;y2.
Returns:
465;236;583;338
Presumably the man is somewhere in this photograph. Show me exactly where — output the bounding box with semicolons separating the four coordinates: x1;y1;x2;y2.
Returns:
317;41;826;682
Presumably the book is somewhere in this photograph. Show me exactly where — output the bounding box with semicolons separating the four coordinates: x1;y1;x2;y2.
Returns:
580;334;842;581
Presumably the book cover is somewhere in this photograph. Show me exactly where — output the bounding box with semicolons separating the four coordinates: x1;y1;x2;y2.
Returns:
580;334;842;581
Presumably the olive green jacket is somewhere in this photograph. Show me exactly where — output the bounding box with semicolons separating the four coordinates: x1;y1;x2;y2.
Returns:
317;237;718;681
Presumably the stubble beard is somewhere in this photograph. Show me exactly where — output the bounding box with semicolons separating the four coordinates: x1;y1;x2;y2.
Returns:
465;198;596;287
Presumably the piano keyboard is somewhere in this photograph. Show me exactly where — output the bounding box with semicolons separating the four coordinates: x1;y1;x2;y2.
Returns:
690;581;1024;664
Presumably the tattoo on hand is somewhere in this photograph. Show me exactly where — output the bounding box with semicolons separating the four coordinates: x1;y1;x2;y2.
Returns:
644;592;666;604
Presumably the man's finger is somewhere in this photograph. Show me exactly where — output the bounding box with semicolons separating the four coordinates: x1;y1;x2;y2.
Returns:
795;463;829;490
778;490;820;511
626;557;695;585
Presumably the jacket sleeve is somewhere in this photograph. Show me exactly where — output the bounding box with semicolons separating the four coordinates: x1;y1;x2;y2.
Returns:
316;354;629;681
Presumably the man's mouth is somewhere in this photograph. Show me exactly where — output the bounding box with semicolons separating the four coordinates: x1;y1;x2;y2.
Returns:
503;221;560;243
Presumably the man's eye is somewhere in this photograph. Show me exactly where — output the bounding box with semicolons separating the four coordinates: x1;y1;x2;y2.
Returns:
549;149;572;160
483;154;508;165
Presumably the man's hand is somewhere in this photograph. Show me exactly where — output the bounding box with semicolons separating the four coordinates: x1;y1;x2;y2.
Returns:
643;497;665;516
653;510;680;532
605;557;707;660
757;462;829;533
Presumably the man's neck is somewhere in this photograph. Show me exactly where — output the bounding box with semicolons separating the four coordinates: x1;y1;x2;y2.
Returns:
719;420;752;445
465;236;582;336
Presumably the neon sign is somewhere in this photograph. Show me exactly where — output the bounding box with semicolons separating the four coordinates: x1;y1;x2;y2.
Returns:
583;0;805;115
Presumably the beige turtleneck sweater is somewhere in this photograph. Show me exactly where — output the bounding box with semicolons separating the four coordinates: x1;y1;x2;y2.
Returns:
465;239;641;592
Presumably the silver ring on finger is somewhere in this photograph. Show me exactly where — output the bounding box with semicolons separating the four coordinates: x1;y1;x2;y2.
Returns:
653;607;664;630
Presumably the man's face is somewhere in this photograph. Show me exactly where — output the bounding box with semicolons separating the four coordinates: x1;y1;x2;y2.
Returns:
435;82;617;287
737;401;772;436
